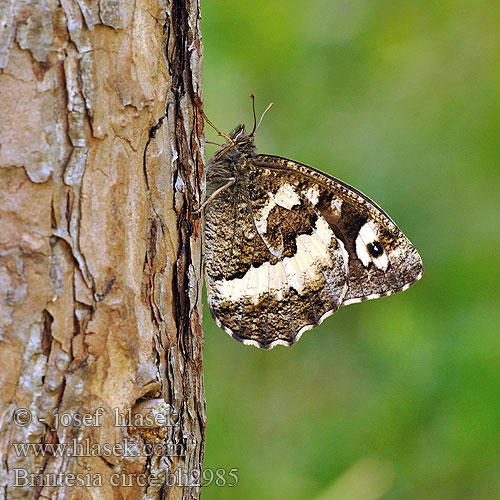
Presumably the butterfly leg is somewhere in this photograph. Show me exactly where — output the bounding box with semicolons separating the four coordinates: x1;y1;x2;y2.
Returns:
194;178;236;215
201;110;234;145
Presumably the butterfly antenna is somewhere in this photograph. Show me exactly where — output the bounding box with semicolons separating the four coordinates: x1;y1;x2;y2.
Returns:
249;94;258;135
253;101;274;136
201;110;234;145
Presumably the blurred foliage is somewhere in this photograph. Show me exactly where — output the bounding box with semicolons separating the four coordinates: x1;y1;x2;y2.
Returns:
200;1;500;498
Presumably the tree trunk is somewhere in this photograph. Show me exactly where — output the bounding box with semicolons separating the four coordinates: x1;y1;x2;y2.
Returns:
0;1;205;499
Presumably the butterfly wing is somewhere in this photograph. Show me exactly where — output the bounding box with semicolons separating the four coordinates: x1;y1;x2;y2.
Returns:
204;163;349;349
250;155;424;306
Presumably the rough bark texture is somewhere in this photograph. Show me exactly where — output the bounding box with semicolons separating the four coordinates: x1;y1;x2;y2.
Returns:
0;1;205;499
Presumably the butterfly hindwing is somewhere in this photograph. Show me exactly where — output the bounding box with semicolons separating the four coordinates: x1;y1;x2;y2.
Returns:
205;164;349;348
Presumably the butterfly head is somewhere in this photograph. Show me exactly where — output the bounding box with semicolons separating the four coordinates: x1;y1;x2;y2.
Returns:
228;125;257;154
209;125;257;165
204;97;273;162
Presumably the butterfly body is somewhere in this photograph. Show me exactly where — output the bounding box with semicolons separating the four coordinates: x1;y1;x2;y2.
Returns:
204;125;423;349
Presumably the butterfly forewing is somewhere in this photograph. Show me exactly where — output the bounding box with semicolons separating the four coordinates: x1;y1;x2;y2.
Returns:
250;155;424;306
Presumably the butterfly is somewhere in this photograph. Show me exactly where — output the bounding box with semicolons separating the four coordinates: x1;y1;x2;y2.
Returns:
202;99;423;349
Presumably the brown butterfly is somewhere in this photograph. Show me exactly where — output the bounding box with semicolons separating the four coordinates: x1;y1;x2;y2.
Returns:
202;98;423;349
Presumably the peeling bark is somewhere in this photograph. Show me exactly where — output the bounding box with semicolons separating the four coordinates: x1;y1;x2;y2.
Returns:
0;1;205;499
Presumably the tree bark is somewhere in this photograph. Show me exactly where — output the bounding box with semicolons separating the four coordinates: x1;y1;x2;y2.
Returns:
0;1;205;499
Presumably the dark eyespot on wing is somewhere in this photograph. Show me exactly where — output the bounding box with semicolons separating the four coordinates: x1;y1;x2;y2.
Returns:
368;241;383;257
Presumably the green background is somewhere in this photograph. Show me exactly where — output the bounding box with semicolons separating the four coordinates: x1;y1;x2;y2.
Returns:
200;1;500;498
